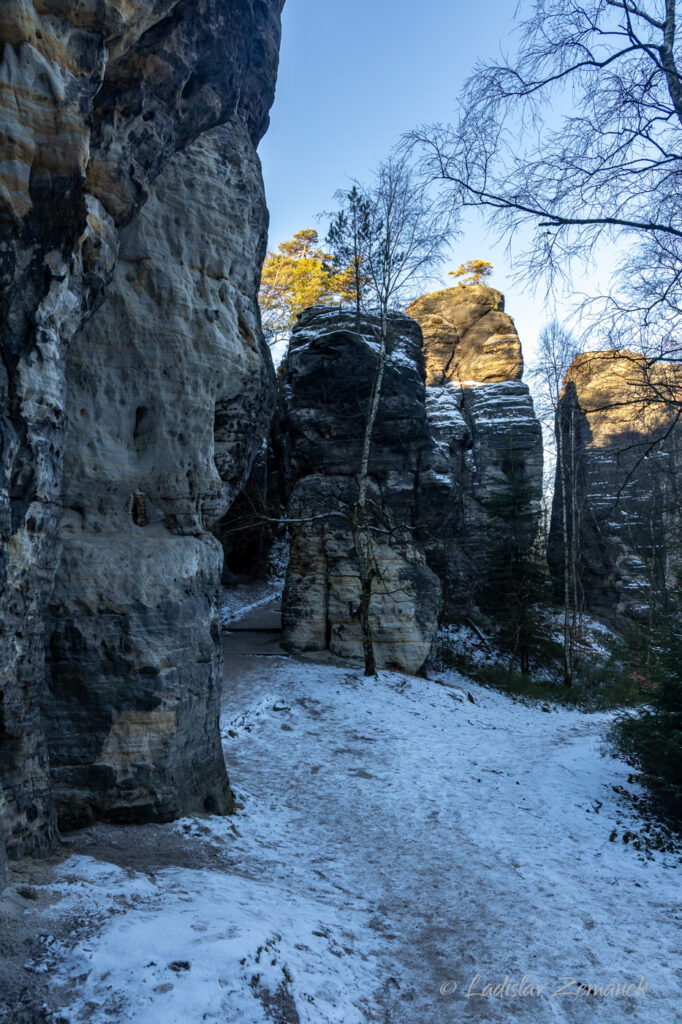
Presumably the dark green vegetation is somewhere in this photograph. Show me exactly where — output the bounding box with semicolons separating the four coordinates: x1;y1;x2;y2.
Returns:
436;625;647;712
610;617;682;828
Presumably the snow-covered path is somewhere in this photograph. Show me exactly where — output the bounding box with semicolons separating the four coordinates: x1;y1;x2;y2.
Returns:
19;643;681;1023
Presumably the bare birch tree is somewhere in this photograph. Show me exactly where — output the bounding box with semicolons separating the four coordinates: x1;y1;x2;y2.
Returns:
410;0;682;367
529;320;583;685
329;154;453;675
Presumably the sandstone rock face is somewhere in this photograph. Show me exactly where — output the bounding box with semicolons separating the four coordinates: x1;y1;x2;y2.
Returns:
408;286;543;622
548;351;682;622
0;2;282;864
420;380;544;620
280;308;442;674
43;121;274;827
406;284;523;385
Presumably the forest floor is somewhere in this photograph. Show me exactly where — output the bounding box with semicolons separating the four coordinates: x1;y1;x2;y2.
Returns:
1;593;680;1024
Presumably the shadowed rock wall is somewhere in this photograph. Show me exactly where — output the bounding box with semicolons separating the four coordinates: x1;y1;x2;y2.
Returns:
407;286;543;621
548;351;682;623
0;1;283;864
280;308;442;674
44;121;274;827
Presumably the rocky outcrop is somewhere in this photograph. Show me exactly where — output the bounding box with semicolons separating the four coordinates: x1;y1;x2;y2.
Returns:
407;285;543;622
406;284;523;385
43;120;274;828
548;351;682;622
280;308;442;673
1;2;283;863
279;290;543;662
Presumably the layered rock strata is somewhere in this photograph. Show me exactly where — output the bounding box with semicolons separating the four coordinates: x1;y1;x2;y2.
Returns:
548;351;682;622
407;285;543;621
407;284;524;385
44;121;275;827
0;1;283;863
280;308;442;674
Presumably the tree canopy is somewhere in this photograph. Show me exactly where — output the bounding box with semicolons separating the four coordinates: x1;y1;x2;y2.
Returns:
448;259;493;286
259;229;355;344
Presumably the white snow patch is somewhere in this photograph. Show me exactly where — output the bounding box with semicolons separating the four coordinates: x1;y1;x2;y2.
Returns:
220;540;287;626
35;657;681;1023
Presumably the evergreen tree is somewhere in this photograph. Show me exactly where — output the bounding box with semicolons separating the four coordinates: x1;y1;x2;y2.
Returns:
613;612;682;824
259;229;354;344
326;186;372;325
448;259;493;286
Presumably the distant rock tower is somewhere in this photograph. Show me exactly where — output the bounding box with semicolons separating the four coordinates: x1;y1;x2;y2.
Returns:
547;350;682;623
407;285;543;621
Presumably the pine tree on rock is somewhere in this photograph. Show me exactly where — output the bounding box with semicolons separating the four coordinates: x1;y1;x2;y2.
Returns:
326;186;372;326
448;259;493;287
259;229;355;344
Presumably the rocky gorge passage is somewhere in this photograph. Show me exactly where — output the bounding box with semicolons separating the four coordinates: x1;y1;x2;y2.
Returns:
0;1;284;874
1;598;679;1024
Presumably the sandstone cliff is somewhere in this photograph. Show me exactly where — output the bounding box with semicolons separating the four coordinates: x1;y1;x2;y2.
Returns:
407;285;543;621
280;308;442;674
0;1;283;866
407;284;524;385
548;350;682;622
279;289;543;663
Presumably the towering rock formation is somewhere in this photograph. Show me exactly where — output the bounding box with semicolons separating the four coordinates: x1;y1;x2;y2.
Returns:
279;288;543;667
0;2;283;865
407;285;543;621
280;308;442;674
548;351;682;623
408;284;524;386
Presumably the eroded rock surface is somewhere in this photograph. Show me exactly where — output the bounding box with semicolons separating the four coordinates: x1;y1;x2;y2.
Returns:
0;1;282;864
280;308;442;673
408;286;543;622
548;351;682;622
406;284;523;385
43;121;274;827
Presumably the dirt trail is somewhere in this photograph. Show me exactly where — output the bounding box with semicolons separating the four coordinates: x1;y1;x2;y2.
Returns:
0;599;679;1024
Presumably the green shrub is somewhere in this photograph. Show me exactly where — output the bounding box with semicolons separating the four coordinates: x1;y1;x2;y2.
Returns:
611;662;682;826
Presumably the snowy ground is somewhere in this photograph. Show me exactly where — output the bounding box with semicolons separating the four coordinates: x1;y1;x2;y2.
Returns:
5;605;680;1023
220;538;287;627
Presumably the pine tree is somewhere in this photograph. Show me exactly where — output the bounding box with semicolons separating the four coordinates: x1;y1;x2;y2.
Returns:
259;230;353;344
448;259;493;286
326;186;372;326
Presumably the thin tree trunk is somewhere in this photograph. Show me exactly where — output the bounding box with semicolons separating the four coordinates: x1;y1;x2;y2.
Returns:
355;312;388;676
569;407;580;675
353;520;377;677
558;415;573;686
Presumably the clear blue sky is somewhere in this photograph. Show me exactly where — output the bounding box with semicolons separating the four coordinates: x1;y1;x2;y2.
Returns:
259;0;613;367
